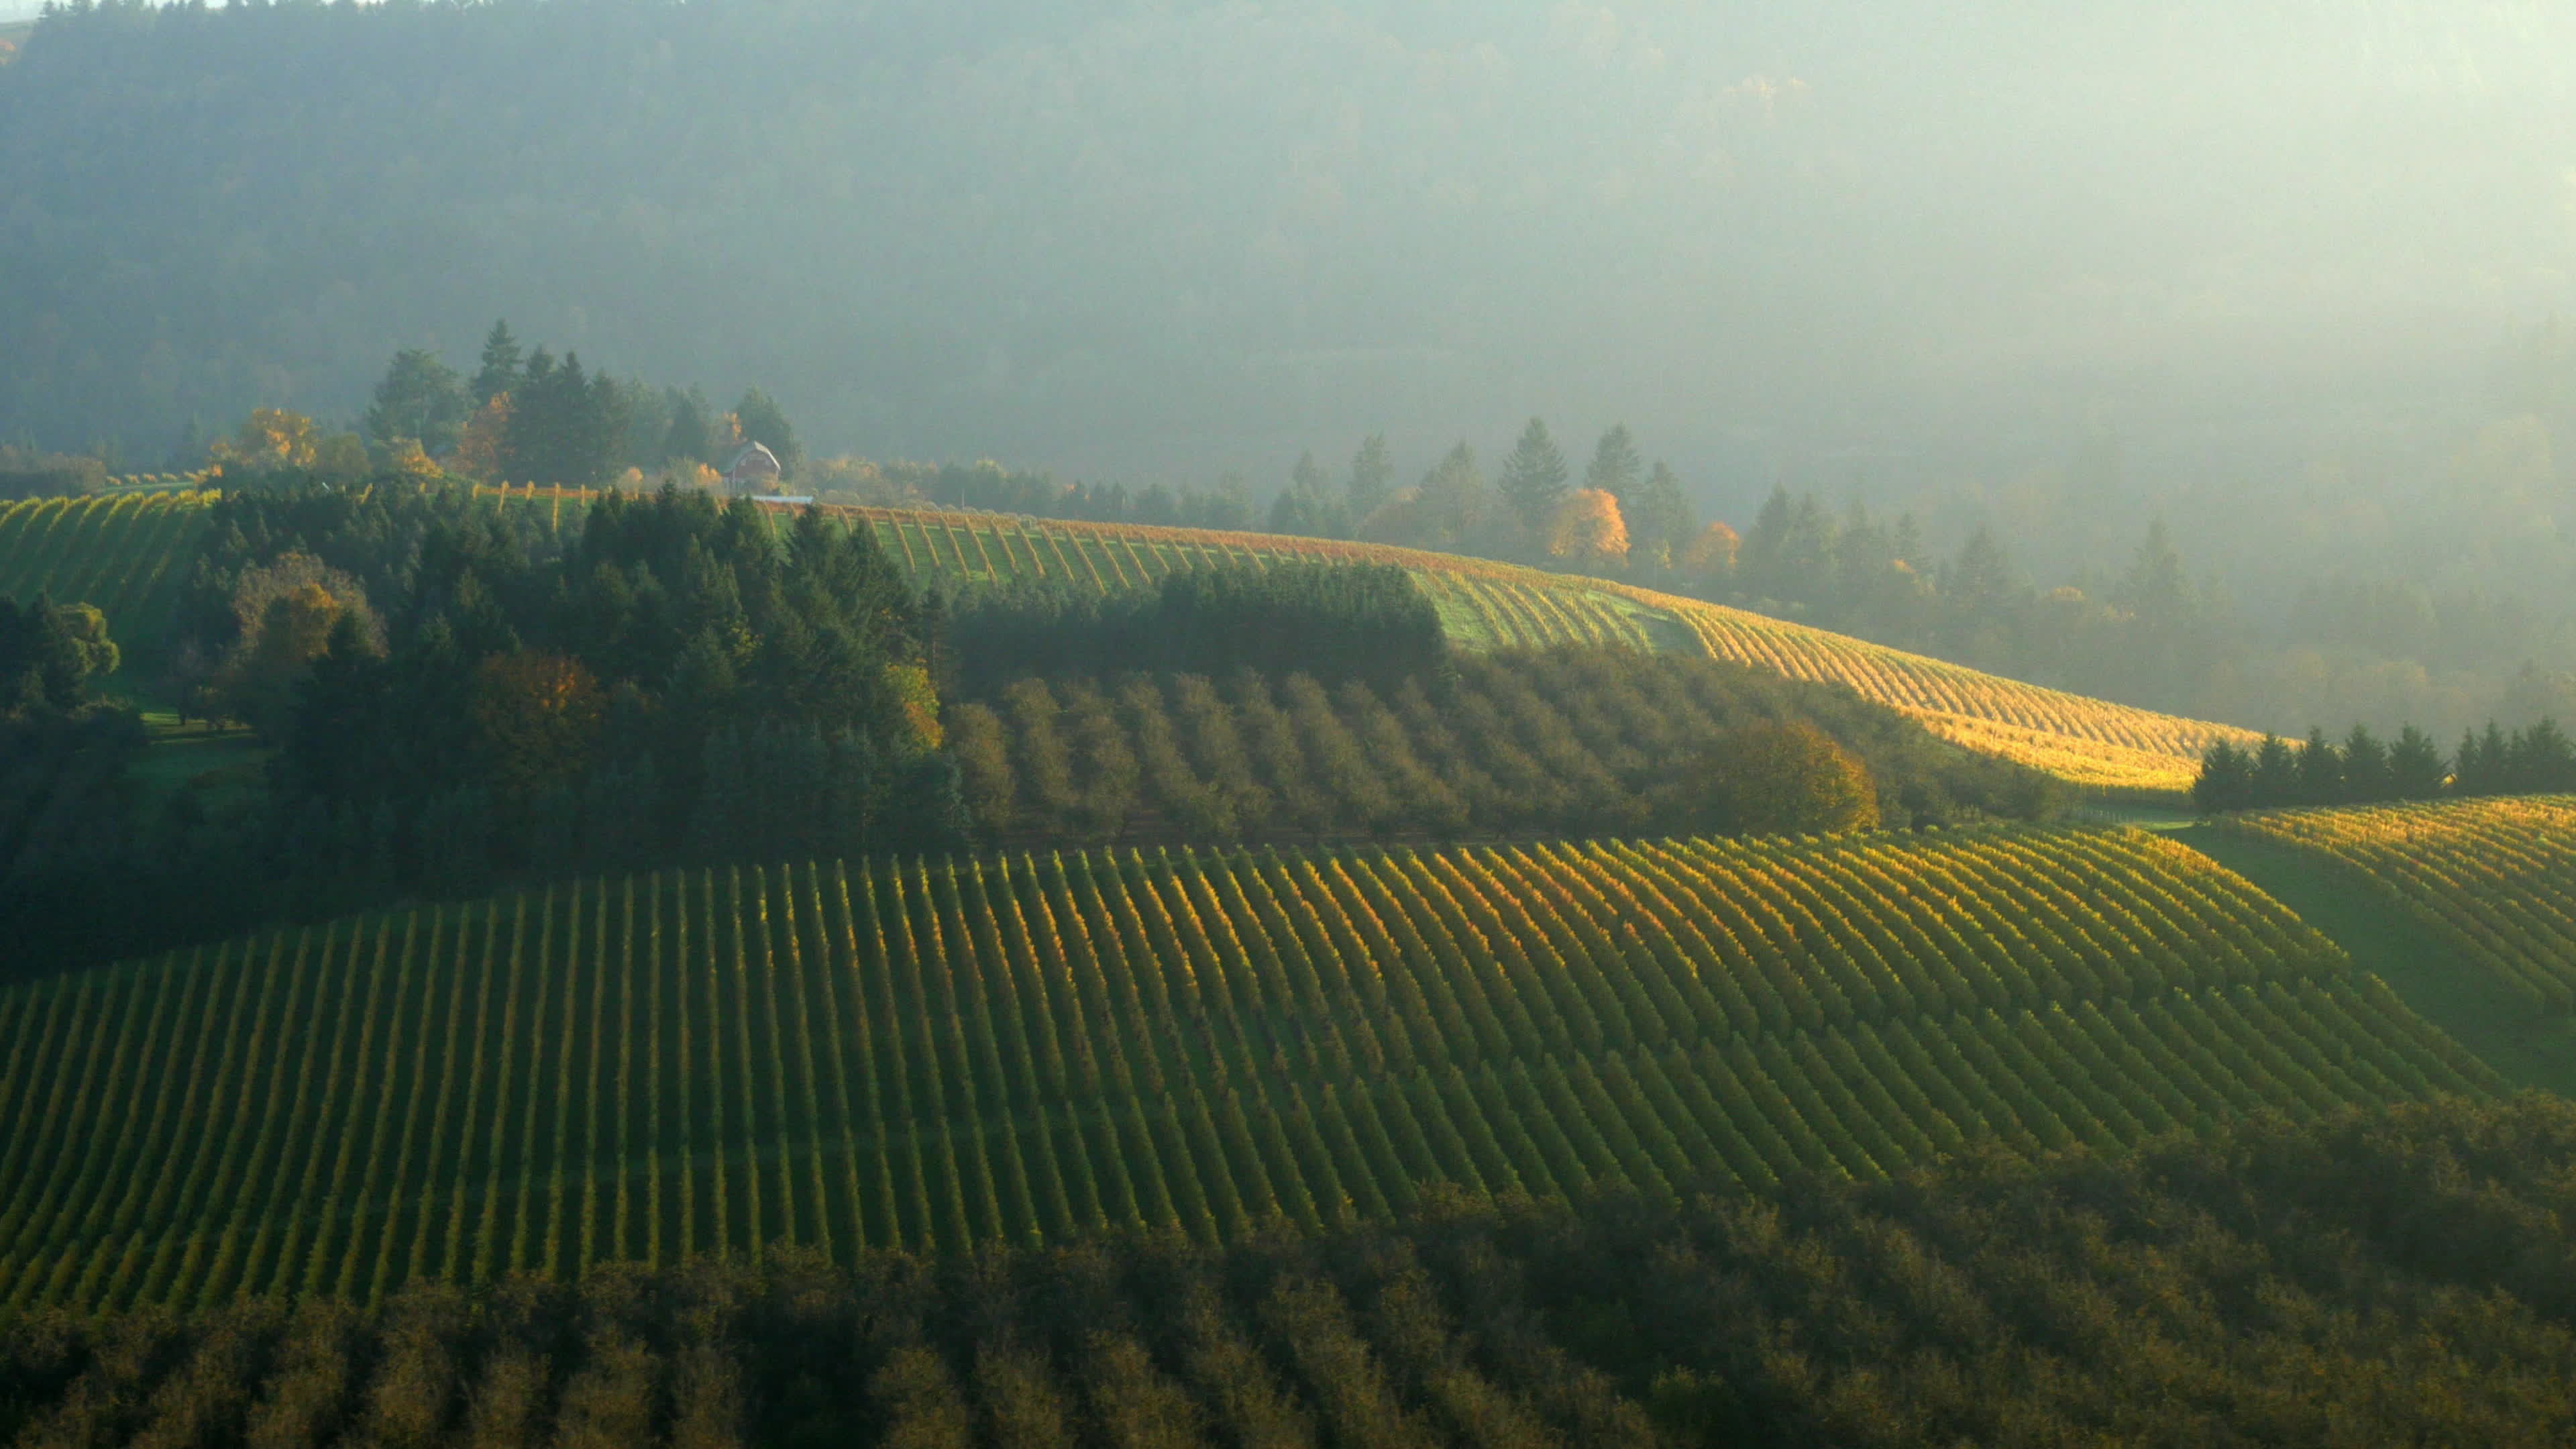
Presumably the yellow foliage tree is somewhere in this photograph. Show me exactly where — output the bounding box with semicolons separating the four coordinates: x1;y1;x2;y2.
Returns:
1546;487;1629;563
386;437;445;484
211;407;319;471
199;553;383;733
883;661;944;752
1683;720;1878;837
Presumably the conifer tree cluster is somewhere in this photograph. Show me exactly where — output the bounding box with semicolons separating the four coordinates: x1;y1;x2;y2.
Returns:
2192;717;2576;813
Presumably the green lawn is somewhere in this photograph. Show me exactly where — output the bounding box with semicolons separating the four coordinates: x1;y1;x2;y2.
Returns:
124;696;267;803
2178;824;2576;1097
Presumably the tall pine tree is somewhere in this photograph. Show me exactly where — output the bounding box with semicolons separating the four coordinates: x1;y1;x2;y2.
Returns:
1582;423;1644;501
1347;433;1394;523
1497;417;1569;531
471;319;524;405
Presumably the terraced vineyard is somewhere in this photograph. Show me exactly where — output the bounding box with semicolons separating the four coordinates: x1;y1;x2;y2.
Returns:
0;827;2490;1310
2224;795;2576;1012
0;490;214;636
0;483;2257;790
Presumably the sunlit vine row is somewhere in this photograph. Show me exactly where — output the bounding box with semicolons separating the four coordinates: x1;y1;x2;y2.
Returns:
0;486;2245;790
0;826;2488;1309
0;490;215;628
2226;794;2576;1011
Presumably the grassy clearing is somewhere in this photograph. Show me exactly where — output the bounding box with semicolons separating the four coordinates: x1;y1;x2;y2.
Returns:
123;694;266;804
2178;824;2576;1097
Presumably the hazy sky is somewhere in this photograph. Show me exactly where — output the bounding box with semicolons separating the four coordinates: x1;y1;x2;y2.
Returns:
5;1;2573;546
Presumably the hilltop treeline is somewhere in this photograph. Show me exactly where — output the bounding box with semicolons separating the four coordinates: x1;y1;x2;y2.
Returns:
947;561;1445;699
0;484;964;977
898;458;1258;532
2192;717;2576;814
6;1097;2575;1446
950;647;2061;845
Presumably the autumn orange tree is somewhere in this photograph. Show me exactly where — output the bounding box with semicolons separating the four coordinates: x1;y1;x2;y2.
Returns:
1680;520;1740;586
1546;487;1629;564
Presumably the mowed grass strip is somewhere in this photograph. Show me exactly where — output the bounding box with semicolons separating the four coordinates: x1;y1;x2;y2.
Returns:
2218;796;2576;1028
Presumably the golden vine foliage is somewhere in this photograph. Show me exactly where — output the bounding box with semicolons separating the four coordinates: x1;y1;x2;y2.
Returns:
0;827;2487;1309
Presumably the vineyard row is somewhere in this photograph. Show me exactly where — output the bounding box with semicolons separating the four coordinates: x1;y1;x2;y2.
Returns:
0;828;2491;1309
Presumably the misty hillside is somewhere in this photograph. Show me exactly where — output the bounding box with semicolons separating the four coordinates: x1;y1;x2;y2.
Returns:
5;0;2570;494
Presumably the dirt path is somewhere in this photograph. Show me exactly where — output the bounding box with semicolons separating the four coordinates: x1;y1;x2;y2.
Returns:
2176;825;2576;1096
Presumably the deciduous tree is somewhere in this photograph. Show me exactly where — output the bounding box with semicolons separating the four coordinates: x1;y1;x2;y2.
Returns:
366;348;472;455
1680;720;1879;836
1546;488;1628;564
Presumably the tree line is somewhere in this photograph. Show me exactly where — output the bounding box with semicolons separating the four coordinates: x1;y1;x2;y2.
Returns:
2192;717;2576;814
3;1096;2573;1446
0;482;965;979
360;322;804;489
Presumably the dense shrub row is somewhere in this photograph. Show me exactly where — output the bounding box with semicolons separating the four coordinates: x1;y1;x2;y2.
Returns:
5;1097;2574;1446
948;647;2064;845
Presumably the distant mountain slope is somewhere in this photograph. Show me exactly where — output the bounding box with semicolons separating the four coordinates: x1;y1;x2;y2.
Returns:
0;486;2254;790
0;827;2488;1309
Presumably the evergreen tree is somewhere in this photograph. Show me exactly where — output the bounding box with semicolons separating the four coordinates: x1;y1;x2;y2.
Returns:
1346;433;1393;523
1582;423;1644;502
661;386;714;467
1944;527;2015;616
1496;417;1569;531
2510;717;2576;792
471;319;523;405
505;350;624;486
2341;724;2391;802
1414;442;1487;548
2190;741;2253;815
2296;725;2343;804
2388;725;2447;798
1629;460;1695;568
1267;450;1345;539
2250;734;2300;805
2457;722;2512;796
364;348;472;455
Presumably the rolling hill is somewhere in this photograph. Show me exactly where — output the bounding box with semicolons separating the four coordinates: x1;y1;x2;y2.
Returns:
0;826;2491;1311
0;484;2255;792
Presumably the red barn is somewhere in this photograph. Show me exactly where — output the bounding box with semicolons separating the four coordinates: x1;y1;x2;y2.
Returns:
722;442;783;495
